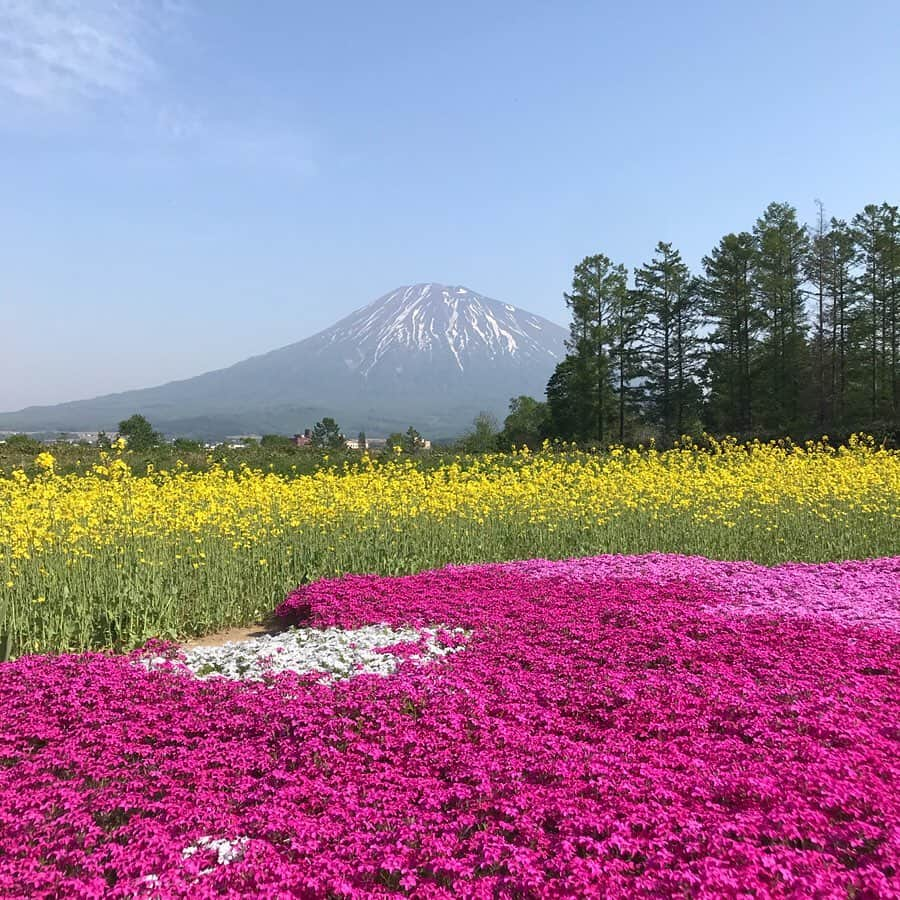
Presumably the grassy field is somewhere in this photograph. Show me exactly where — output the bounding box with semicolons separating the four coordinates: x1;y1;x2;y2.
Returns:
2;436;898;659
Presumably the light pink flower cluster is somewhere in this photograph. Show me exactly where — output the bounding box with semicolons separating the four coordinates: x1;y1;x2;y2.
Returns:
501;554;900;630
0;554;897;897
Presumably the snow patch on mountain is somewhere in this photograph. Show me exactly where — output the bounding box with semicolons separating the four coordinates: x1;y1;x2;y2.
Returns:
0;281;568;438
317;283;563;377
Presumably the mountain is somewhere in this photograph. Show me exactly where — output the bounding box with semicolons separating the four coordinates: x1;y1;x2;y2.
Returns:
0;284;568;439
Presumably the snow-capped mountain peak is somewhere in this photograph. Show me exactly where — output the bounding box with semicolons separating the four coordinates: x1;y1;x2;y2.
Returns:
0;282;568;438
319;283;564;376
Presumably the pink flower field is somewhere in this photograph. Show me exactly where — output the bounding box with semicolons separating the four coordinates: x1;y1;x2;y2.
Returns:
1;554;898;898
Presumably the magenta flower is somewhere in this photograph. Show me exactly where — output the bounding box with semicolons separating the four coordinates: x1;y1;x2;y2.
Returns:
1;554;897;897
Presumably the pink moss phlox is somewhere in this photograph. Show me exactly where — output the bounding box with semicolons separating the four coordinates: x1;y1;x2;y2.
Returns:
2;554;898;897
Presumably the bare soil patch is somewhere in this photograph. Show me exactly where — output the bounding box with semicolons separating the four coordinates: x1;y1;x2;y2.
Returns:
181;617;285;649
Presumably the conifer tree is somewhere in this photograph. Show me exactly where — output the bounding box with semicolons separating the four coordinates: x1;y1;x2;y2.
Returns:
805;201;831;428
636;242;702;438
752;202;810;432
546;198;900;445
610;286;646;443
545;356;579;441
876;204;900;421
824;218;857;427
561;254;628;443
310;417;344;450
852;204;884;422
701;232;758;434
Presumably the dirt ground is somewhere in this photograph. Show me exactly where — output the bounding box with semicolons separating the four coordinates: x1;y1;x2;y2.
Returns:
181;618;285;649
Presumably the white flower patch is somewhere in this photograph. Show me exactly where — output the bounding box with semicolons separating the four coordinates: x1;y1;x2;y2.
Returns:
143;625;468;682
182;835;249;872
136;836;249;892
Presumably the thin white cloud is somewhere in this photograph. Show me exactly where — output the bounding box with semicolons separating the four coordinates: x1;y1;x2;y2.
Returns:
0;2;317;177
0;0;180;106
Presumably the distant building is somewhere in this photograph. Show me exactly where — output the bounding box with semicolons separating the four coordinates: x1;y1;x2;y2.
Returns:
57;431;104;444
224;434;261;449
1;430;111;445
345;436;431;451
293;429;312;447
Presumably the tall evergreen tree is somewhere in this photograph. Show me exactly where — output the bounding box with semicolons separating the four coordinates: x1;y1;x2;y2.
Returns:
752;202;810;432
701;232;758;434
610;287;646;442
823;218;859;428
561;254;629;443
852;204;888;421
805;201;831;428
545;356;579;440
549;198;900;445
877;204;900;420
636;242;702;438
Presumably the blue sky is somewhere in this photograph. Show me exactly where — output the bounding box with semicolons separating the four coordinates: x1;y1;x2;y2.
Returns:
2;0;899;411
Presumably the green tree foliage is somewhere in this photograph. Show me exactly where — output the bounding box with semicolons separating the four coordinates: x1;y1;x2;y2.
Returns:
881;204;900;422
609;287;646;443
546;356;580;441
173;438;204;452
402;427;425;454
549;198;900;444
310;417;345;450
3;434;42;453
260;434;296;451
637;242;703;439
853;205;884;422
459;412;499;453
701;232;759;434
498;396;549;449
752;202;811;431
559;254;631;443
852;203;900;424
805;201;831;429
823;218;859;428
118;414;161;451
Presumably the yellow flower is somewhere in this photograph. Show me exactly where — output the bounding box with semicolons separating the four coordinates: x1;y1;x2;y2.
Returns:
1;432;897;658
34;452;55;472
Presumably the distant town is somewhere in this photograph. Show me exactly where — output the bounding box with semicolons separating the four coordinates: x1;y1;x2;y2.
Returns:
0;429;432;451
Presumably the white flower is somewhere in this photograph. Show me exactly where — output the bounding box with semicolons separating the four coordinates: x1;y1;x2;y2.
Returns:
141;625;468;683
182;835;249;872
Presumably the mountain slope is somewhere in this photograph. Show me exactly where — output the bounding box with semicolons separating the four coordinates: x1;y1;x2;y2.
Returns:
0;284;568;438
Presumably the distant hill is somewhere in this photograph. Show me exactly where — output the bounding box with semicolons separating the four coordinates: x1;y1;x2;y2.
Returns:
0;284;568;439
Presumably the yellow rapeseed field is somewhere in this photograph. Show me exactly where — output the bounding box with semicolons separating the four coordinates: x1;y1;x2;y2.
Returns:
1;436;898;658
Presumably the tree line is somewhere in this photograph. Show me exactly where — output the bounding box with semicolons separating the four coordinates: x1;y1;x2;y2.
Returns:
111;415;432;454
530;200;900;446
